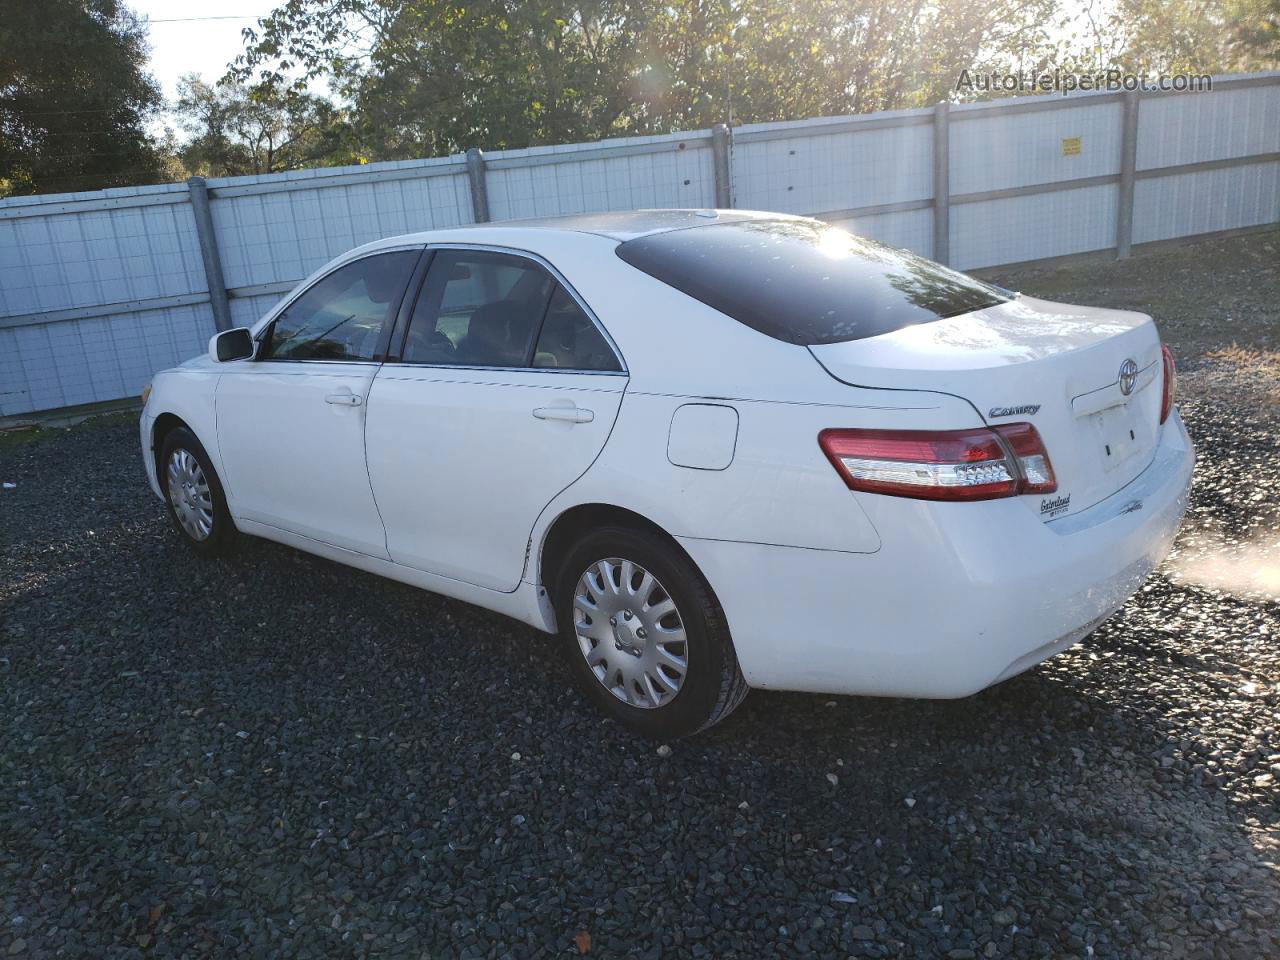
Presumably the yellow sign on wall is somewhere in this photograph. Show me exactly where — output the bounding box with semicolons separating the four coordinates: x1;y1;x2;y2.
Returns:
1061;136;1082;156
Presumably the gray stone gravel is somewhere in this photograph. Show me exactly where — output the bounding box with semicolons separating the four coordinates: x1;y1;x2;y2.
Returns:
2;232;1278;958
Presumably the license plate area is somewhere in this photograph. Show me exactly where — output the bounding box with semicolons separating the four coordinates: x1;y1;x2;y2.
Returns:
1092;404;1141;472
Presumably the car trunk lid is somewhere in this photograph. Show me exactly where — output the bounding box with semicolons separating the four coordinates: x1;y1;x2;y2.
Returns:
808;295;1163;520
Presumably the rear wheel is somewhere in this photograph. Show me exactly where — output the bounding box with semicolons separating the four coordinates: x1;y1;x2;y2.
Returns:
160;426;236;556
556;525;748;738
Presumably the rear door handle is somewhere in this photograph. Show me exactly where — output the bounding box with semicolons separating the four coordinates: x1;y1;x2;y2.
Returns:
532;406;593;423
325;392;362;406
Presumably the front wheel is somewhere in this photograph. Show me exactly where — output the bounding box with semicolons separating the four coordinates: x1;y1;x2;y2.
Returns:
159;426;237;556
556;525;748;738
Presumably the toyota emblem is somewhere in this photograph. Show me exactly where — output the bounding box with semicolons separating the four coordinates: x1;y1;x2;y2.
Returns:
1118;358;1138;395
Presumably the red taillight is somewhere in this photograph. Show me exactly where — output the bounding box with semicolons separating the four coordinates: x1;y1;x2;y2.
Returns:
818;423;1056;502
994;421;1057;494
1159;345;1177;424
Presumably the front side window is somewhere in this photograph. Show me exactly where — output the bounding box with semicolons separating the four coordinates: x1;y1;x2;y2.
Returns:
403;250;556;367
262;251;418;361
616;220;1011;345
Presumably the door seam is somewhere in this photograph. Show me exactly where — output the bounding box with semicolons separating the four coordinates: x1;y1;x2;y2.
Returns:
362;363;394;559
519;376;632;588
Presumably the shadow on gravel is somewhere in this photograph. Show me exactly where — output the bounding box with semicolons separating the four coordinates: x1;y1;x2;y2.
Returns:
2;364;1278;958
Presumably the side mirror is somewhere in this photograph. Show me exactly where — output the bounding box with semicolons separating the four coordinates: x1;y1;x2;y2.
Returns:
209;327;255;362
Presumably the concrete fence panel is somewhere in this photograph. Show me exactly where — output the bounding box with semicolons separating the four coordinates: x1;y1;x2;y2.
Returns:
0;185;202;317
950;183;1122;270
209;158;474;292
949;99;1124;195
733;111;935;218
484;132;718;221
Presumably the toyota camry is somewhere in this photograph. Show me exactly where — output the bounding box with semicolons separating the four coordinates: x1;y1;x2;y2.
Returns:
140;210;1193;737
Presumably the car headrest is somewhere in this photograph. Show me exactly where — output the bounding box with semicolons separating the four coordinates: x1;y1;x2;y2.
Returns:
364;262;407;304
467;300;521;343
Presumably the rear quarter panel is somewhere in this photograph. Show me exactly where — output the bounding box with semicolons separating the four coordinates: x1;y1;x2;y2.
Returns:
543;390;979;557
523;237;990;579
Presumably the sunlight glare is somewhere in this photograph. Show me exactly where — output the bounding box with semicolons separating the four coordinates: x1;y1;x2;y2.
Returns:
815;227;856;260
1170;533;1280;601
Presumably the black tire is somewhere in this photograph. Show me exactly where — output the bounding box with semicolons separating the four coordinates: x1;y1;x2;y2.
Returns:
159;426;237;556
555;524;749;738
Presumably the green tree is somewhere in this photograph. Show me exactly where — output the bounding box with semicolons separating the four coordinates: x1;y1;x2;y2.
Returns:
1055;0;1278;76
240;0;655;156
634;0;1061;125
175;75;356;177
1230;0;1280;65
234;0;1062;157
0;0;164;196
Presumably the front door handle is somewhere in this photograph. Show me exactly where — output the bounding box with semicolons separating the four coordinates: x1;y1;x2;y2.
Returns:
532;406;593;423
325;392;363;406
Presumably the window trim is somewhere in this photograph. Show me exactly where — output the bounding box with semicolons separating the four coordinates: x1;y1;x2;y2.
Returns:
384;242;628;377
252;245;428;365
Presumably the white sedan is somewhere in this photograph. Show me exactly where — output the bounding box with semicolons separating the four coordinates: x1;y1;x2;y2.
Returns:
140;210;1193;737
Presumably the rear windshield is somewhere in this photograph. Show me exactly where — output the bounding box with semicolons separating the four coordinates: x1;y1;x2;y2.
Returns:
615;219;1010;345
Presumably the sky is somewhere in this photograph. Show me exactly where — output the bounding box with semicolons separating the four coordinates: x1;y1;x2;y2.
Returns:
130;0;281;129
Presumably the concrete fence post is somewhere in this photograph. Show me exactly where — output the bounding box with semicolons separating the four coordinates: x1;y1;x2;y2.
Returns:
711;123;733;208
187;176;232;333
932;102;951;266
1116;90;1141;259
465;148;491;223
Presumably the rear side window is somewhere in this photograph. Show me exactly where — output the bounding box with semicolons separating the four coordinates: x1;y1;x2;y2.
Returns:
403;250;554;367
533;285;621;372
615;220;1010;345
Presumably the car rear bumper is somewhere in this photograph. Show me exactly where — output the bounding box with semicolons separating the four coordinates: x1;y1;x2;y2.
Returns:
677;410;1194;698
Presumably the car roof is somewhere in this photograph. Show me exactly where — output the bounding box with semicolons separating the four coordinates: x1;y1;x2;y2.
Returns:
481;208;803;241
363;209;809;253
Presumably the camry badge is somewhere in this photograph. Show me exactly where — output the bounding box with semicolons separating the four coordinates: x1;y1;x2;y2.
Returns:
988;404;1040;418
1118;358;1138;395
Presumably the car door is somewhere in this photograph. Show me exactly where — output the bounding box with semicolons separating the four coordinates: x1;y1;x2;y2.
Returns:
215;248;423;557
364;246;627;591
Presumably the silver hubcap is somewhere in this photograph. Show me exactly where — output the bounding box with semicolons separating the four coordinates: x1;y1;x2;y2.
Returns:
166;448;214;541
573;558;688;709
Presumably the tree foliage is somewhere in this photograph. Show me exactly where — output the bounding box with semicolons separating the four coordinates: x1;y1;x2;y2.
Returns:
176;76;357;177
1231;0;1280;65
0;0;164;196
1057;0;1279;75
233;0;1063;157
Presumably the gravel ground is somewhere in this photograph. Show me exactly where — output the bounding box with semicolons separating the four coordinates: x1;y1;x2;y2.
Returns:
3;230;1278;959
